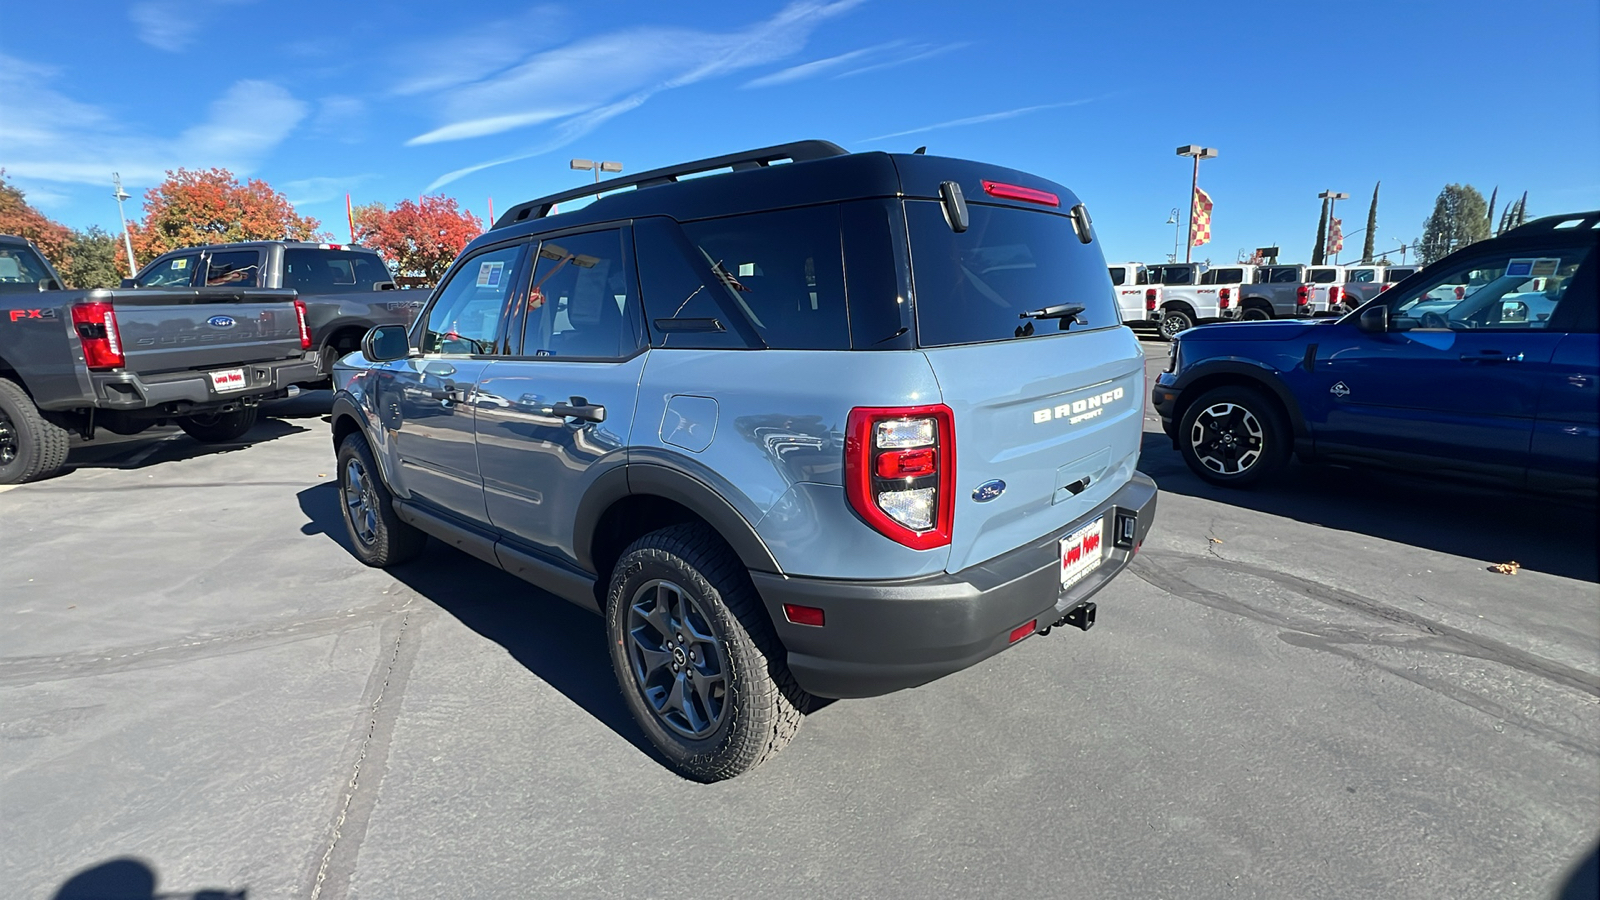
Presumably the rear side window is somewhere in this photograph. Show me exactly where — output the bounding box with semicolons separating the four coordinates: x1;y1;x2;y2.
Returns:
1346;268;1378;283
285;249;391;293
906;201;1119;347
1307;268;1339;283
0;245;55;284
1108;266;1127;286
517;229;644;360
1207;267;1245;285
204;250;262;286
1264;267;1302;284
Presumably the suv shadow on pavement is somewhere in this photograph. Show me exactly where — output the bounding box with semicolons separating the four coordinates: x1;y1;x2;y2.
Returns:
1139;433;1599;582
295;480;665;766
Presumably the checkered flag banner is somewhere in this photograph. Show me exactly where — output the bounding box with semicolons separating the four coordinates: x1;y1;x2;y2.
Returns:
1327;216;1344;256
1191;186;1213;248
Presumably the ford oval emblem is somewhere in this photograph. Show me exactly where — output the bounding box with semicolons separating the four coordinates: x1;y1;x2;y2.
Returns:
972;479;1006;503
207;315;236;329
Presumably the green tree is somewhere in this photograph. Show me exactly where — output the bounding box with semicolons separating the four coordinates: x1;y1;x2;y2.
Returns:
1418;184;1489;264
1312;197;1330;266
60;226;124;289
1361;182;1380;263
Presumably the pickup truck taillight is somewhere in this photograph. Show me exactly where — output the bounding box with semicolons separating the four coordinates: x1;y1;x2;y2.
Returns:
293;299;312;350
1328;286;1341;305
71;301;124;369
1219;287;1231;308
1296;285;1310;306
1145;288;1158;311
846;405;955;550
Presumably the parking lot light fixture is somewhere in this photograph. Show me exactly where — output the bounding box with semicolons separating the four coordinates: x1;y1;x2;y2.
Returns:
570;159;624;184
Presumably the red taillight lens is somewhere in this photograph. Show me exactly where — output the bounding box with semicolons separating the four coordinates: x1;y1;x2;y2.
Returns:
845;404;955;550
981;180;1060;207
1145;288;1157;311
1378;283;1391;292
293;299;312;349
71;301;124;369
1219;287;1231;308
1329;286;1341;304
1296;285;1310;305
782;604;826;627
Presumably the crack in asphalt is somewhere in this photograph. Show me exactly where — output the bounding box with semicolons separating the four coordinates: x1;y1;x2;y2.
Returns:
1129;550;1600;757
0;598;413;687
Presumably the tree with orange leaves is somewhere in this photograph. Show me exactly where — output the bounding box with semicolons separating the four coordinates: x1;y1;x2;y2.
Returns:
122;168;325;272
352;196;483;287
0;170;72;271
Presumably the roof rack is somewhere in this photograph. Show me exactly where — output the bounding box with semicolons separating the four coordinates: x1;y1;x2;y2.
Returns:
1501;210;1600;237
492;140;849;230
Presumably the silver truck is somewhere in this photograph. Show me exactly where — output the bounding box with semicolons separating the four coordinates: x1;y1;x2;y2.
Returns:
1222;263;1315;320
128;241;424;383
1;234;317;483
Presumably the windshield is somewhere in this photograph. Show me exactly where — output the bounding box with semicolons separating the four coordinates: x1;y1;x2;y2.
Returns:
285;249;391;293
907;201;1119;347
0;244;54;288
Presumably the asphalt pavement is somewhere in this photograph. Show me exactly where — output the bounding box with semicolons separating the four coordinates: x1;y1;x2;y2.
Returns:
2;342;1596;900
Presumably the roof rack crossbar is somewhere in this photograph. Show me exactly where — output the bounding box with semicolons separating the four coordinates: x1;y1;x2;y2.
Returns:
492;140;848;229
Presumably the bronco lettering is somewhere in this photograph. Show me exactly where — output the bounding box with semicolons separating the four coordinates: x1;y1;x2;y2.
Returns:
1033;386;1125;424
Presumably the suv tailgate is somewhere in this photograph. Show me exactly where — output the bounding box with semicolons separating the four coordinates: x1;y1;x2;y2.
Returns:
108;287;305;374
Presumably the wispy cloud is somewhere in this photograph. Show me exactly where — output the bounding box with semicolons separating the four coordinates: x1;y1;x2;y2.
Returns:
861;100;1092;143
129;0;256;52
0;54;306;187
742;42;900;88
835;42;967;79
283;174;378;206
411;0;869;188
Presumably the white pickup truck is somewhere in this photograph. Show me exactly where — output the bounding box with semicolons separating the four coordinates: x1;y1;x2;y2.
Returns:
1146;262;1210;339
1108;262;1158;332
1305;266;1346;315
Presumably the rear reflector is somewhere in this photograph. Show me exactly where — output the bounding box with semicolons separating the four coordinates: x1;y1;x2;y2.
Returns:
783;604;825;627
1008;620;1038;643
982;180;1060;207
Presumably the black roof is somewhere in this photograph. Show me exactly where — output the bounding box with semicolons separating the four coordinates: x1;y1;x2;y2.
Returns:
473;140;1080;250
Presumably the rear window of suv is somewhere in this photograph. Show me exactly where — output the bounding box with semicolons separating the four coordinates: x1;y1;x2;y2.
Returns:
906;201;1119;347
285;249;391;293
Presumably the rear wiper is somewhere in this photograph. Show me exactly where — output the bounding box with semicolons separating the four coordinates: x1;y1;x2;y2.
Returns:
1019;304;1087;324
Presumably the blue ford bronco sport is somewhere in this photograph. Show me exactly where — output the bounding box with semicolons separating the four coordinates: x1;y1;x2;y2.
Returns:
329;141;1157;780
1153;211;1598;497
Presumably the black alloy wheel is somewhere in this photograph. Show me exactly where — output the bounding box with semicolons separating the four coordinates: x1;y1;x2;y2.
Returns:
1177;385;1289;487
624;579;730;739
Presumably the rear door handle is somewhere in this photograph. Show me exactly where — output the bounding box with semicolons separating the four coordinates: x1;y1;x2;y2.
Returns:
429;381;470;403
551;396;606;423
1460;351;1523;364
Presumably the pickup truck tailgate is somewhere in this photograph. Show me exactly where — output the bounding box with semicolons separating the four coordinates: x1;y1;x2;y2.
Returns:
111;288;305;373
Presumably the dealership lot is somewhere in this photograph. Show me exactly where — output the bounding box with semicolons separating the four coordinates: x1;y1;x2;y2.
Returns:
2;344;1595;899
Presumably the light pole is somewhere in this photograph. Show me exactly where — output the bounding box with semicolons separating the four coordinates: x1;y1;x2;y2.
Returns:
1318;190;1348;264
570;159;623;184
1176;145;1218;263
1166;208;1181;263
112;173;137;278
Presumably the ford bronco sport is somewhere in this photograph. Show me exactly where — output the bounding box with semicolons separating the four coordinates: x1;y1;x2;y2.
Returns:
329;142;1158;780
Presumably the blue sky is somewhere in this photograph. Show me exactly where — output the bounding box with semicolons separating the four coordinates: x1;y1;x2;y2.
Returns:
3;0;1597;265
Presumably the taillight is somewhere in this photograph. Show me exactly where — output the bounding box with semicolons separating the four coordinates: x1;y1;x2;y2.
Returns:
1378;283;1390;292
1145;288;1157;311
845;405;956;550
1219;287;1231;308
1329;286;1341;305
1296;285;1310;306
293;299;312;349
981;180;1060;207
71;301;124;369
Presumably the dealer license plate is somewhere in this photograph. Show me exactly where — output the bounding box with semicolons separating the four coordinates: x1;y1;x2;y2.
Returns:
209;368;247;392
1059;516;1105;589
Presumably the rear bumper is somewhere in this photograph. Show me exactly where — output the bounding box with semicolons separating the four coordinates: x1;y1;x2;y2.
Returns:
87;357;319;411
753;472;1158;699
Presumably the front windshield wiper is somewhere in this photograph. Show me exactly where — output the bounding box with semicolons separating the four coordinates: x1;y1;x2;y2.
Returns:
1019;304;1087;324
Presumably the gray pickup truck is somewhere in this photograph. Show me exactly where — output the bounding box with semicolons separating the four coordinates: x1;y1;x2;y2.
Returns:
1;234;318;483
128;241;424;383
1226;263;1316;320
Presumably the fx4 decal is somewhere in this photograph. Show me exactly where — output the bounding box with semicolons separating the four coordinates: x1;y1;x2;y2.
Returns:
8;309;60;322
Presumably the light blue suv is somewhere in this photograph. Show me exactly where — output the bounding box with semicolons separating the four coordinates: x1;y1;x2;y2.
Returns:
330;141;1158;780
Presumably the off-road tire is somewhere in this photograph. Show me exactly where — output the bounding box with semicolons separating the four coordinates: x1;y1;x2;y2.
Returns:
176;407;259;443
336;432;427;567
1240;306;1272;321
0;377;70;485
1159;308;1194;340
606;523;805;782
1178;385;1290;487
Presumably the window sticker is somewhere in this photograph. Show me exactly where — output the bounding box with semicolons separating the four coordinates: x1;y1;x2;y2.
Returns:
476;260;505;287
172;258;189;270
1529;258;1561;278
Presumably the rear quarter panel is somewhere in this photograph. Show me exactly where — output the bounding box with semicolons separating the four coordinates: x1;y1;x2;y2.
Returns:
0;292;89;406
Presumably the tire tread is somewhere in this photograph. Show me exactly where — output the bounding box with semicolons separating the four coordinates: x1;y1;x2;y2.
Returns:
0;377;70;484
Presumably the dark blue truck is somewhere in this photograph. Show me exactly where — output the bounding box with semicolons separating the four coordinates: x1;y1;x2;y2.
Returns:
1152;212;1598;499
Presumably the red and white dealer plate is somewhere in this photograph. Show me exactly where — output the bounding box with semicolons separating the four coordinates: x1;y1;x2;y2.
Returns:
209;368;247;392
1059;516;1105;589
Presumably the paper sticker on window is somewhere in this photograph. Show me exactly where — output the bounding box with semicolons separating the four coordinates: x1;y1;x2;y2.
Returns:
1508;258;1560;279
172;258;189;270
476;260;505;287
1529;258;1561;278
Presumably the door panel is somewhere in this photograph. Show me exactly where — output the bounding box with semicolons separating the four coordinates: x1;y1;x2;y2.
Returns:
388;358;495;519
1530;332;1599;491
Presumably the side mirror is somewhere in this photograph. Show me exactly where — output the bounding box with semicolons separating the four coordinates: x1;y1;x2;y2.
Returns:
361;324;412;362
120;278;137;288
1357;304;1388;334
374;281;397;291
